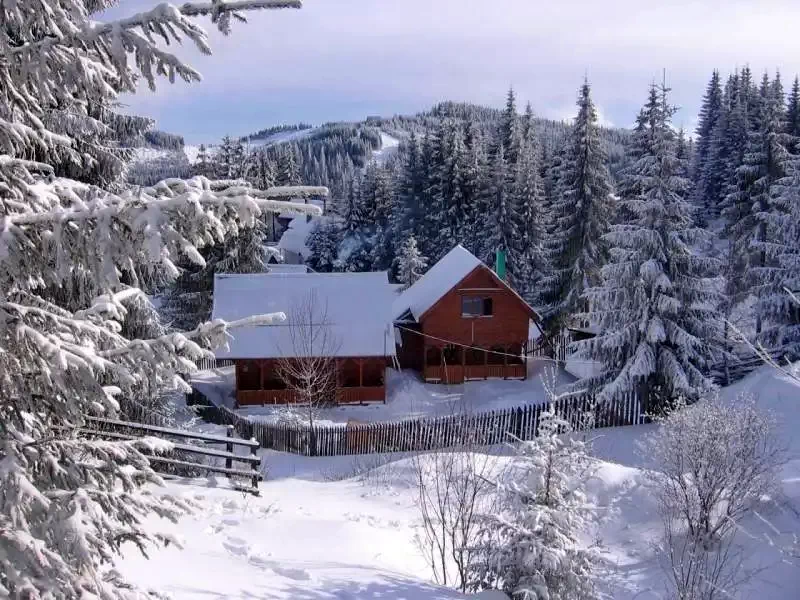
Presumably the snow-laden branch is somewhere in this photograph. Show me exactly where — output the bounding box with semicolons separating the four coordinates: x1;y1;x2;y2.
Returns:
9;0;302;57
99;312;286;359
3;179;322;228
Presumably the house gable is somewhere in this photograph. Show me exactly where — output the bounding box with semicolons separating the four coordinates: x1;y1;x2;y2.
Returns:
418;264;535;347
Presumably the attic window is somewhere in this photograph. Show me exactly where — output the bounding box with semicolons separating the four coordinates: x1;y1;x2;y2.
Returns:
461;296;493;318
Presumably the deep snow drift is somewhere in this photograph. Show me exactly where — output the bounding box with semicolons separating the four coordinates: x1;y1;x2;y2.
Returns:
121;367;800;599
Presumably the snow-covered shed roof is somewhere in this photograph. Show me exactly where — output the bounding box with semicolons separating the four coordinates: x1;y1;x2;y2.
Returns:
392;245;483;321
392;244;539;322
212;272;397;359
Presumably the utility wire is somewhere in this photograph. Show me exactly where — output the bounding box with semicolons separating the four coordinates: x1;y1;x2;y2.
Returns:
395;325;603;366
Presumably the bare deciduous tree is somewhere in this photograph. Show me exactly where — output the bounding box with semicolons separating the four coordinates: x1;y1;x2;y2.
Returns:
412;402;497;593
277;289;341;429
641;394;783;600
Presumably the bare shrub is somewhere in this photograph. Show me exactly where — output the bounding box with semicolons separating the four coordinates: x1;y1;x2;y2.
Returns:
641;394;783;600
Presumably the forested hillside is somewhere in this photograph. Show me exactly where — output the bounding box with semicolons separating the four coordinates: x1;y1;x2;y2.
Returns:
159;70;800;412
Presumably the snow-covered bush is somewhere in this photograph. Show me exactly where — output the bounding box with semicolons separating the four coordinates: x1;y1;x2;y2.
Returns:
472;408;600;600
641;395;783;600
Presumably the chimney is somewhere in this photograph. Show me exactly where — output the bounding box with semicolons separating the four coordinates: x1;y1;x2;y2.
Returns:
495;249;506;280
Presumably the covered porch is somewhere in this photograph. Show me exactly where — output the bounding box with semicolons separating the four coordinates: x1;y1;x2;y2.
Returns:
421;343;527;384
235;357;387;406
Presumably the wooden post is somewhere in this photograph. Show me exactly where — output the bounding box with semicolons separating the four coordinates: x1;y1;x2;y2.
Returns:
359;358;364;387
461;345;466;380
523;343;528;380
484;347;488;380
225;425;234;478
503;344;508;380
250;438;260;495
259;360;266;391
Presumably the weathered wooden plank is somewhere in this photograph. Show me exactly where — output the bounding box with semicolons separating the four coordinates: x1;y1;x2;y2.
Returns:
85;416;259;448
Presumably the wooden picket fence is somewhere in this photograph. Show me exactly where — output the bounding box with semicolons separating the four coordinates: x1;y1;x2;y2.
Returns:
194;357;235;372
189;388;645;457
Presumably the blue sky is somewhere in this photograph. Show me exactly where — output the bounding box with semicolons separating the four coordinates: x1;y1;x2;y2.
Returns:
107;0;800;144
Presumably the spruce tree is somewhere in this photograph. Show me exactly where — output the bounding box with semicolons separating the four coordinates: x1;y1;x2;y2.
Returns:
513;103;546;305
461;121;491;259
724;73;792;335
541;81;613;325
306;219;341;272
486;142;517;273
580;83;720;410
395;235;429;287
473;408;599;599
691;70;723;222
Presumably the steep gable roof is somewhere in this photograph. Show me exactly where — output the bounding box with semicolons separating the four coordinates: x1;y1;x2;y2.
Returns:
212;271;398;359
392;245;482;321
392;245;539;323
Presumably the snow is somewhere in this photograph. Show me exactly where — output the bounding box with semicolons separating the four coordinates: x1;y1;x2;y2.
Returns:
190;366;236;408
393;244;483;321
373;132;400;163
212;272;397;359
236;361;575;425
121;366;800;599
277;214;317;258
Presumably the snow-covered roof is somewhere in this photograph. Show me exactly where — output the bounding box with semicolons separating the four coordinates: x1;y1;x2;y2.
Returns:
266;264;309;274
212;272;396;359
392;245;483;321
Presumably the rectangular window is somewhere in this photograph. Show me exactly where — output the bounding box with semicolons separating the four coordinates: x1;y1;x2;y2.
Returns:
461;296;493;317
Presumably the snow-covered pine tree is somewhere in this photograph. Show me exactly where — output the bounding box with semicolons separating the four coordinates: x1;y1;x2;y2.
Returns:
500;87;522;167
394;132;424;246
306;219;341;272
513;103;546;305
724;73;792;335
194;143;215;177
787;77;800;150
215;135;238;179
395;235;429;288
541;80;613;326
473;408;599;600
691;70;724;223
277;144;302;186
579;83;721;411
0;1;324;596
461;120;491;259
755;155;800;357
486;142;517;273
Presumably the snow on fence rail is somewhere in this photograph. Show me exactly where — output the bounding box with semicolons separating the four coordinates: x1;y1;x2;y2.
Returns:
188;389;645;457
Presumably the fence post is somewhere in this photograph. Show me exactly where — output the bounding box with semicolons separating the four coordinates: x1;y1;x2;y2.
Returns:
225;425;234;477
250;438;260;494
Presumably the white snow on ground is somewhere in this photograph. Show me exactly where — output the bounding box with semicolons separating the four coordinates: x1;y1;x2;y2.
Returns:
124;366;800;599
119;451;466;600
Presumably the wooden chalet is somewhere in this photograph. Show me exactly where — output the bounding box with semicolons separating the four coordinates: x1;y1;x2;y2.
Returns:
393;245;540;384
212;272;397;407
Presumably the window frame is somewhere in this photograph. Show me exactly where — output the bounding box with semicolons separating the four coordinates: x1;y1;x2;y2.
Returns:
461;295;493;318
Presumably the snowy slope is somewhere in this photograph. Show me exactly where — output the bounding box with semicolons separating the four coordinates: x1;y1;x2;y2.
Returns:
373;131;400;163
121;366;800;599
248;127;317;148
118;459;465;600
